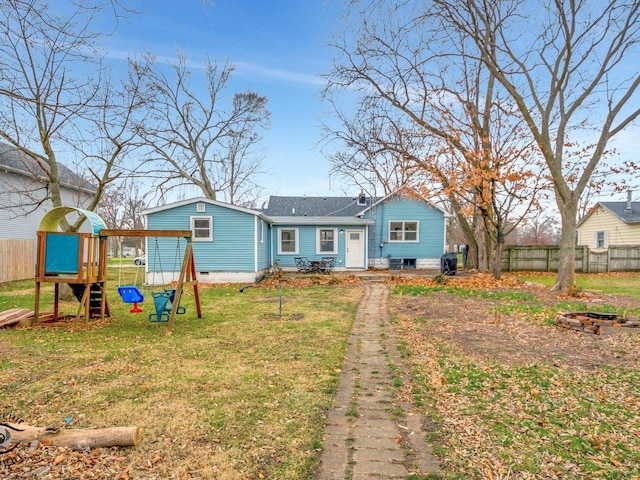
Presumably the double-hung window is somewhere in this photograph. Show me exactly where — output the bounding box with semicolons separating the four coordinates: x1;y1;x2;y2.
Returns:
191;216;212;241
389;221;418;242
317;228;337;254
595;231;607;249
279;228;298;254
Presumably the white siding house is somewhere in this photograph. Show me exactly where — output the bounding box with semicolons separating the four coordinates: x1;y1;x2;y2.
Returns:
0;143;95;240
577;192;640;248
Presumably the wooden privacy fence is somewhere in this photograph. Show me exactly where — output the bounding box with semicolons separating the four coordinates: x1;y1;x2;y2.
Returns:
502;245;640;273
0;239;36;283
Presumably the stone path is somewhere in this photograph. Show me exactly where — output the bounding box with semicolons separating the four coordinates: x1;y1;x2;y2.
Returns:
316;280;440;479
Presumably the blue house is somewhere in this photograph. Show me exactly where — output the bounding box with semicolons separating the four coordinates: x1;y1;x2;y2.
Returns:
143;190;449;284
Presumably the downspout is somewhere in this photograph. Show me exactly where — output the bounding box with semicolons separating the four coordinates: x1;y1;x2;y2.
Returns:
254;216;258;273
443;215;449;253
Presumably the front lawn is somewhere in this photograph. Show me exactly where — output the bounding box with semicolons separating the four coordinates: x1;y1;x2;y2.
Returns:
0;275;361;479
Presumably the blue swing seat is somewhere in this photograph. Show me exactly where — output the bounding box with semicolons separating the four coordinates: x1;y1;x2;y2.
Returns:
148;289;186;323
118;286;144;303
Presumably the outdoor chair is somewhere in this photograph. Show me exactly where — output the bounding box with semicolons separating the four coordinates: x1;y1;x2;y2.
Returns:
320;257;336;274
295;256;312;273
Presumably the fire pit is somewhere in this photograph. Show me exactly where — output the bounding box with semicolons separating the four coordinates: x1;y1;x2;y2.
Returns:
555;312;640;335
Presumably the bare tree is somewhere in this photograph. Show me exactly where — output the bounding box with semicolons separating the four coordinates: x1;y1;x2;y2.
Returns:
133;52;270;206
510;212;560;246
430;0;640;290
97;179;149;256
322;104;425;196
325;1;550;277
0;0;139;229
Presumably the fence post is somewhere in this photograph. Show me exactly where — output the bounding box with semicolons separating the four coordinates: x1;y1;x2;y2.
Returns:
584;245;589;273
546;247;551;272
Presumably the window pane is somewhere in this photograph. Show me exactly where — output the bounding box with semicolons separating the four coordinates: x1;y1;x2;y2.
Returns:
193;218;211;240
405;231;417;241
405;222;417;232
281;229;296;252
281;242;295;252
390;231;402;241
320;229;334;252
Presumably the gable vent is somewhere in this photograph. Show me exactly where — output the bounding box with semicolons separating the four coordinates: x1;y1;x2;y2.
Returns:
197;203;206;213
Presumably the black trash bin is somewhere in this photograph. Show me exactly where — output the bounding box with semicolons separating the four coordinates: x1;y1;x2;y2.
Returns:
440;252;457;275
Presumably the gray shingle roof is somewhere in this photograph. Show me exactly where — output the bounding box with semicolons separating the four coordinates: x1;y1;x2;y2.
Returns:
264;195;374;217
0;142;96;193
600;202;640;224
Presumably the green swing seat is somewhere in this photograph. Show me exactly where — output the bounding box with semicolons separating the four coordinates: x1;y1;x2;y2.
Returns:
148;289;186;322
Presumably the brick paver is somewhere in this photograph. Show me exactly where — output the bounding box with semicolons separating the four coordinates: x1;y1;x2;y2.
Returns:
316;281;440;479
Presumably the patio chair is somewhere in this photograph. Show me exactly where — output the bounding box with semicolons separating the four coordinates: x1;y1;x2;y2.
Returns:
294;256;312;273
320;257;336;274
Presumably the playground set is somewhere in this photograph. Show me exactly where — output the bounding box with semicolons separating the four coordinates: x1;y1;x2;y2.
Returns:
28;206;202;333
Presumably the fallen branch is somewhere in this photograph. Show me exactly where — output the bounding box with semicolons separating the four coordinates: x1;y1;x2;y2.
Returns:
4;423;140;450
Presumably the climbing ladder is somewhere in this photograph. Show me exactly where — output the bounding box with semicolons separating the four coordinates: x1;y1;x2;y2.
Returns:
69;282;110;321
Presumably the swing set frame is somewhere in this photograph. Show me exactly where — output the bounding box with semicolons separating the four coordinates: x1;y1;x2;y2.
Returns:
99;229;202;334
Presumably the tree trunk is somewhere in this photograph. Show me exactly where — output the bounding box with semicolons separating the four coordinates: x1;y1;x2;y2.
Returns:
5;424;140;450
475;210;490;272
493;238;504;280
553;200;578;292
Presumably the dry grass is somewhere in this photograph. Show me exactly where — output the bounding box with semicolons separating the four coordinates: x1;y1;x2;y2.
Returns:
1;278;362;479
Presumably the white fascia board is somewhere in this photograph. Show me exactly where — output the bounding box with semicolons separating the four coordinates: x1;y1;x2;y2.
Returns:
269;216;374;226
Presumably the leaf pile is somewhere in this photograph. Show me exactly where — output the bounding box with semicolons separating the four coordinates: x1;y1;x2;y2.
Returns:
387;272;530;290
257;274;362;289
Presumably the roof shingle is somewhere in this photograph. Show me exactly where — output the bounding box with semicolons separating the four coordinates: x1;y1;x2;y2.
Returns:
264;195;374;217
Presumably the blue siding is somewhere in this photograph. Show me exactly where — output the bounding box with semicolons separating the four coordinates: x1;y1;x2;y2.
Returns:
272;223;365;269
256;218;271;271
147;202;259;273
366;195;445;261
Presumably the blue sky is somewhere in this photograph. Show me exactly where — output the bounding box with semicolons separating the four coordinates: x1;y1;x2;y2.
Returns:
48;0;639;206
99;0;345;202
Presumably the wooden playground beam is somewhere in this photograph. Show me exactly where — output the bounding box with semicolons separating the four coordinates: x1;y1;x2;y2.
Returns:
99;229;192;239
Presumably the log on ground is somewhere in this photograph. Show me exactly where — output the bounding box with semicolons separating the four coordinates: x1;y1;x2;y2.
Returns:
6;424;140;450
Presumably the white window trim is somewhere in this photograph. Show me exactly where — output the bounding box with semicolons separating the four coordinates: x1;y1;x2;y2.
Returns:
191;215;213;242
388;220;419;243
260;219;265;244
316;227;338;254
594;230;608;249
278;227;299;255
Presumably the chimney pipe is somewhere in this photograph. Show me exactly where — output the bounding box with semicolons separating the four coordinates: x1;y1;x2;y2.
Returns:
625;190;633;213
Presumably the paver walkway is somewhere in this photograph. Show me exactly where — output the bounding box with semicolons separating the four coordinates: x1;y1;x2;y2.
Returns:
316;280;440;479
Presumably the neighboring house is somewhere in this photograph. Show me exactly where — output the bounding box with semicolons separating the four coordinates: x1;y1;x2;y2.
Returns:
577;192;640;249
144;189;449;284
0;142;96;240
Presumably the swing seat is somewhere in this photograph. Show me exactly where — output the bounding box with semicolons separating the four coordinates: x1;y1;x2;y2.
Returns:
148;290;185;323
118;286;144;303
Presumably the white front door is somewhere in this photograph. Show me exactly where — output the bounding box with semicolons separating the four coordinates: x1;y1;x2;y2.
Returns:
345;230;364;269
